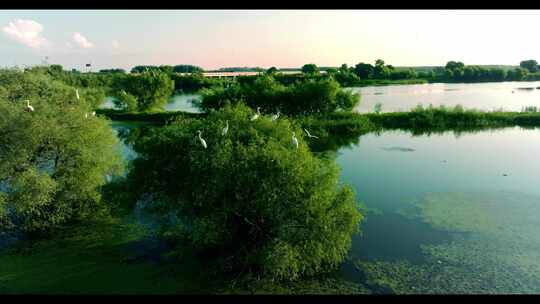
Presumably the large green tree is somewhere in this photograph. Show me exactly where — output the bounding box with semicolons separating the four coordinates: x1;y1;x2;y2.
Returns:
112;71;174;111
520;60;538;73
127;104;362;281
0;69;123;232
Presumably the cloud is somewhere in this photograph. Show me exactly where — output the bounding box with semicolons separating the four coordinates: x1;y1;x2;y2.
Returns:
72;32;94;48
112;40;120;49
2;19;49;48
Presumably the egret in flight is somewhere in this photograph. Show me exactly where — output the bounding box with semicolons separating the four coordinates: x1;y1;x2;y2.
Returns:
271;111;280;121
304;128;319;139
197;130;207;149
222;120;229;136
292;132;299;149
251;107;261;121
25;100;34;112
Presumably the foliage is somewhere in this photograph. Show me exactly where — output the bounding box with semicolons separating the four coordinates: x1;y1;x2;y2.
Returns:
111;71;174;111
302;64;320;75
0;71;123;232
520;60;538;73
199;76;360;116
126;104;363;281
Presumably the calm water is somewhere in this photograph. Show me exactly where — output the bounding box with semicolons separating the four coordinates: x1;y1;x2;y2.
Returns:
100;94;201;113
111;123;540;293
336;127;540;293
350;81;540;113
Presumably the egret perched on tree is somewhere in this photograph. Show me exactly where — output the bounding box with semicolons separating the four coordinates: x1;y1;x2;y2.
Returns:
25;100;34;112
271;111;280;121
292;132;299;149
197;130;207;149
75;89;80;100
222;120;229;136
304;128;319;139
250;107;261;121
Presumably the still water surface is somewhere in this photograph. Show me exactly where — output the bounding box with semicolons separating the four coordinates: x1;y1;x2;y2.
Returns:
350;81;540;113
111;122;540;293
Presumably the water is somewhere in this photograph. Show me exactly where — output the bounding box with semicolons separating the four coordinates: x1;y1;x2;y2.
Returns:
336;127;540;293
100;94;201;113
349;81;540;113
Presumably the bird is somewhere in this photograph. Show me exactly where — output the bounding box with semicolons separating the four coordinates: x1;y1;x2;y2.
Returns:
222;120;229;136
91;111;96;116
85;113;88;118
250;107;261;121
291;132;299;149
304;128;319;139
75;89;80;100
25;100;34;112
197;130;207;149
271;111;280;121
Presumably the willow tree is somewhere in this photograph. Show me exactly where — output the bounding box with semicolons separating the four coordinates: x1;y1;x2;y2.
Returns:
0;69;123;232
127;104;363;281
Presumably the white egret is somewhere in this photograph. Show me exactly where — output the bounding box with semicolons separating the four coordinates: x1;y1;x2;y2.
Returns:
85;113;88;118
25;100;34;112
291;132;299;149
250;107;261;121
222;120;229;136
75;89;80;100
197;130;207;149
271;111;280;121
304;128;319;139
91;111;96;116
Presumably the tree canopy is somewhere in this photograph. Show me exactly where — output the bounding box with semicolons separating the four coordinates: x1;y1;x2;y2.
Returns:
0;69;123;232
126;104;362;281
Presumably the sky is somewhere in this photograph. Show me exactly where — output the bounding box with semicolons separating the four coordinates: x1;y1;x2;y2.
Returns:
1;10;539;71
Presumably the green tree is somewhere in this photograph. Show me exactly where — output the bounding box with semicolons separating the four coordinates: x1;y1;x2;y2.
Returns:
266;67;279;75
353;63;374;79
520;60;538;73
112;71;174;111
302;64;320;75
127;104;362;281
0;70;123;232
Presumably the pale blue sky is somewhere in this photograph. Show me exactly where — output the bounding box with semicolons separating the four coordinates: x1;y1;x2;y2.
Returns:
1;10;539;71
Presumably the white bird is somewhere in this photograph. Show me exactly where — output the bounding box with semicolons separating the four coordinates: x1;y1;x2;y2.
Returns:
75;89;80;100
85;113;88;118
222;120;229;136
291;132;299;149
25;100;34;112
250;107;261;121
197;130;207;149
271;111;280;121
91;111;96;116
304;128;319;139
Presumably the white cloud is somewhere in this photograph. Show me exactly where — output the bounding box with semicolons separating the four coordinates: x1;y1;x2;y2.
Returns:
112;40;120;49
72;32;94;48
2;19;49;49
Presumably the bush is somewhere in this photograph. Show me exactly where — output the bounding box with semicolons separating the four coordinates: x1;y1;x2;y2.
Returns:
0;71;123;232
127;104;362;281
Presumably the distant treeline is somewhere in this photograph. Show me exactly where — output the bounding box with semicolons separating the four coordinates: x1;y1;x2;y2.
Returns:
24;58;539;98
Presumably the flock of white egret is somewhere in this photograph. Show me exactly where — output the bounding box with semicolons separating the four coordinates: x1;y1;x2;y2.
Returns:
197;107;318;150
24;89;95;118
23;94;316;151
